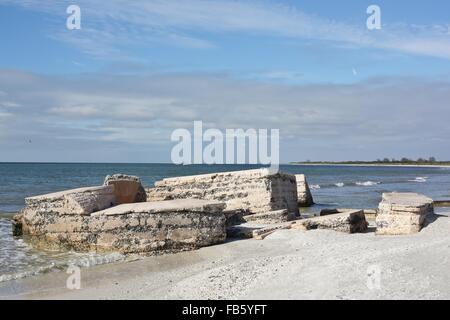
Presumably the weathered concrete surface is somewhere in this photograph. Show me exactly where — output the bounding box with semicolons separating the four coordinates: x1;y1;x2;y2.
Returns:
104;174;147;204
226;224;262;239
241;209;297;224
376;192;434;235
227;221;295;239
320;208;378;220
19;198;227;254
92;199;225;216
363;209;378;220
295;174;314;207
146;169;299;216
292;210;368;233
223;209;247;227
24;186;116;216
320;208;340;216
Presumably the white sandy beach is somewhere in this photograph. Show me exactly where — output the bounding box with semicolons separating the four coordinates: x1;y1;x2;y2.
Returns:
1;213;449;300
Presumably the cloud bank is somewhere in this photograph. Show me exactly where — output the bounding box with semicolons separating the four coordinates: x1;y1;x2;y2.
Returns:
1;69;449;162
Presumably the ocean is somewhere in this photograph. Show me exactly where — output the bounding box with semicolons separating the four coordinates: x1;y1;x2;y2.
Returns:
1;163;450;282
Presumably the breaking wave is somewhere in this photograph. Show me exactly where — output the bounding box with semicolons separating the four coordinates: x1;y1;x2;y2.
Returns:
0;217;130;283
408;176;428;183
355;181;380;186
312;180;384;189
0;252;129;283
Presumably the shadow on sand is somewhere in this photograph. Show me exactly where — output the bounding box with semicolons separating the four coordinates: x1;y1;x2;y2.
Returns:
422;213;448;230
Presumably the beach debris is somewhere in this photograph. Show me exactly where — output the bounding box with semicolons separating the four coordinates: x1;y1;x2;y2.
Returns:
146;169;299;219
241;209;297;224
104;173;147;204
320;208;378;220
18;196;227;254
251;222;295;239
291;210;368;233
227;221;295;240
295;174;314;207
17;169;420;256
320;208;340;216
376;192;434;235
15;169;303;254
254;230;277;240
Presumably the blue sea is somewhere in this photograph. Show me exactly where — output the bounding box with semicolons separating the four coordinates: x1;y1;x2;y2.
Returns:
1;163;450;282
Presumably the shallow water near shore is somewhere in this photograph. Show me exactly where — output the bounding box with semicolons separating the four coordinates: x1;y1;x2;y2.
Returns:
1;162;450;282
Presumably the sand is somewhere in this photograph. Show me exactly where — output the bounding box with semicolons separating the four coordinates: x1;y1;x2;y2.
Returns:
1;212;449;300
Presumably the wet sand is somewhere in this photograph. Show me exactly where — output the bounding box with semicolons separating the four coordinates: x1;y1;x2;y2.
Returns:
1;213;449;300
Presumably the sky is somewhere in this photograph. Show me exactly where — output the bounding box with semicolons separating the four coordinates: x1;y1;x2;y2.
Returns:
0;0;450;163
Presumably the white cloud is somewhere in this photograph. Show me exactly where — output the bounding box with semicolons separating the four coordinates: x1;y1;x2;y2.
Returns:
245;71;304;82
1;69;450;161
2;0;450;59
0;101;20;108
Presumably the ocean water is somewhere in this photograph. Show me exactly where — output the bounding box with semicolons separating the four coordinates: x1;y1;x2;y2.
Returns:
1;163;450;282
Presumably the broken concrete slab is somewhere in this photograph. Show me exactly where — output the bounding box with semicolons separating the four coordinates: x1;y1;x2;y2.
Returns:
146;168;299;216
19;197;227;254
320;209;340;216
92;199;226;216
295;174;314;207
320;208;378;220
226;224;263;239
376;192;434;235
252;222;295;239
363;209;378;220
25;186;116;215
241;209;297;224
104;174;147;204
292;210;368;233
226;221;295;239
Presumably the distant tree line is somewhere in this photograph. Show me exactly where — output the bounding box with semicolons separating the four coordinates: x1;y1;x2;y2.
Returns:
297;157;449;165
375;157;437;164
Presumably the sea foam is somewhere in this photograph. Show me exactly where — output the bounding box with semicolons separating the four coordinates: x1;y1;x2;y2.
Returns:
355;181;380;186
408;177;428;183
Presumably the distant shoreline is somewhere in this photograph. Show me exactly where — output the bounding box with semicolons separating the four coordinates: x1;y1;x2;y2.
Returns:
290;163;450;168
1;162;450;168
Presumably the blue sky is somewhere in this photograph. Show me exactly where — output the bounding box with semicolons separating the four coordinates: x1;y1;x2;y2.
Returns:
0;0;450;162
2;0;450;80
